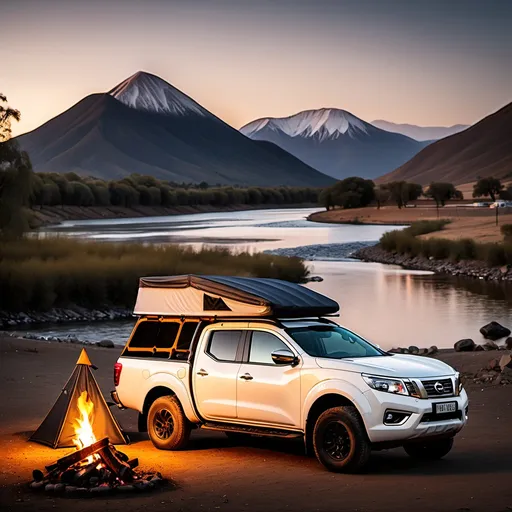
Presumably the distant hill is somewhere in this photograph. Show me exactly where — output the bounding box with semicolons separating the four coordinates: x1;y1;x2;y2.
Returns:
371;120;469;141
16;71;333;187
240;108;429;180
377;102;512;185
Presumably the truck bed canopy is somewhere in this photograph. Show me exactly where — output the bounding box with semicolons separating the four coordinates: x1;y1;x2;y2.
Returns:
134;275;339;318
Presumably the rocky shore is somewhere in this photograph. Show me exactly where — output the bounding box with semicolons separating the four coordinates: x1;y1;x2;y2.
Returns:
354;244;512;282
265;241;376;260
0;306;132;329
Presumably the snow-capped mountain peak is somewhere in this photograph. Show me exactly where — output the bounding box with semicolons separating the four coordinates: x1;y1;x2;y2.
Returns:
109;71;208;117
241;108;371;141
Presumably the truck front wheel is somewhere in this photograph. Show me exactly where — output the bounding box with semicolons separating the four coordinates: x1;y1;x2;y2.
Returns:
313;406;371;473
404;437;454;460
147;395;191;450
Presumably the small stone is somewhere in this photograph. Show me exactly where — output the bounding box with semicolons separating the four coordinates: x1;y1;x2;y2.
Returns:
65;486;78;494
30;481;44;491
54;484;65;493
455;339;475;352
408;346;420;355
97;339;114;348
427;345;438;355
483;340;499;351
44;484;55;492
90;486;111;494
505;337;512;350
117;485;135;492
487;358;499;370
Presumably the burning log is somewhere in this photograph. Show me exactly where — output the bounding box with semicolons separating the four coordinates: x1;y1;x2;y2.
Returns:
45;438;109;473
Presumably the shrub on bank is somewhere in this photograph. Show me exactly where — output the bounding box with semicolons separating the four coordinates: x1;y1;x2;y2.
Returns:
379;220;512;266
0;239;309;312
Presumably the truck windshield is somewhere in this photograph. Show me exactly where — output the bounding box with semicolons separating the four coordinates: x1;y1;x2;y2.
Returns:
285;325;384;359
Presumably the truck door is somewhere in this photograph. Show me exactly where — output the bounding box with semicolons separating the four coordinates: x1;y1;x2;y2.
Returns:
236;330;301;427
193;329;245;420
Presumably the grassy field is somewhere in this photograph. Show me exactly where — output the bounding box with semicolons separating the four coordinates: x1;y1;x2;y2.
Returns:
310;204;512;242
0;238;308;312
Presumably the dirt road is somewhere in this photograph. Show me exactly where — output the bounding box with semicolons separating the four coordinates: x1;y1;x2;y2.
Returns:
1;337;511;512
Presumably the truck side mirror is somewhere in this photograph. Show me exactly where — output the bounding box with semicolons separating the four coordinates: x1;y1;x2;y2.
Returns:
271;349;299;366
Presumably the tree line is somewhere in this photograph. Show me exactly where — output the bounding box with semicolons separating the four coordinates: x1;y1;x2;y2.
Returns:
31;172;320;209
319;176;512;211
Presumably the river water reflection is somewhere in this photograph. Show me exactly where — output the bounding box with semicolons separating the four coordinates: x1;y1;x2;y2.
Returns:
30;208;511;349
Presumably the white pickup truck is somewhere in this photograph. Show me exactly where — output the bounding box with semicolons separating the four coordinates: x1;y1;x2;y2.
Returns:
112;275;468;472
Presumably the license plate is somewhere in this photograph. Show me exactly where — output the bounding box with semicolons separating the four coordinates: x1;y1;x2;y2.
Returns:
434;401;457;414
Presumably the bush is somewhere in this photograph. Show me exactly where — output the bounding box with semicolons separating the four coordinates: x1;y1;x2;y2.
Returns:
0;238;309;312
378;220;512;267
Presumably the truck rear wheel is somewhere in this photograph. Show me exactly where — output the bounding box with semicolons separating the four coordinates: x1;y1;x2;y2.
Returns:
313;406;370;473
404;437;454;460
147;395;191;450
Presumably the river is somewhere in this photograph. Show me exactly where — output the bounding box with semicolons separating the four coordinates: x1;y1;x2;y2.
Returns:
27;207;512;349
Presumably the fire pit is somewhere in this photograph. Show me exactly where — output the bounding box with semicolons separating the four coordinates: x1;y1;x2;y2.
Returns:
30;437;165;496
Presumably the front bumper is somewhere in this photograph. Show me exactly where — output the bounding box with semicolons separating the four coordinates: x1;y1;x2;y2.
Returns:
362;387;469;444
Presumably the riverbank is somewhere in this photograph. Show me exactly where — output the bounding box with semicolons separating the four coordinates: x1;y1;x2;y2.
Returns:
1;335;511;512
308;206;511;242
354;244;512;281
29;203;318;227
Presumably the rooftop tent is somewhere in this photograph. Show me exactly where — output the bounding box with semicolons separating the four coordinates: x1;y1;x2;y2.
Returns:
134;275;339;318
30;349;128;448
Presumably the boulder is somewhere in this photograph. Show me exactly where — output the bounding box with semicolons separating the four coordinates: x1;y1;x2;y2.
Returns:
454;339;475;352
97;339;114;348
479;321;511;341
408;346;420;355
483;339;499;351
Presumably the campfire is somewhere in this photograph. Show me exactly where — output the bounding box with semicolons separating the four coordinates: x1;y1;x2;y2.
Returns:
29;351;165;496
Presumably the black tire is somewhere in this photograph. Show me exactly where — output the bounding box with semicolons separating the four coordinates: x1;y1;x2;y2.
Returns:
404;437;454;460
147;395;191;450
313;406;371;473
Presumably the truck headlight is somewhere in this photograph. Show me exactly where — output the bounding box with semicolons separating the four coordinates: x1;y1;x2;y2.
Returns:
455;372;463;395
363;374;409;396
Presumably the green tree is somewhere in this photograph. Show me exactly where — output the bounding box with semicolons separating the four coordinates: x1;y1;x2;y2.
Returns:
386;181;422;208
0;94;34;238
473;177;503;202
324;177;375;210
426;182;460;207
374;186;390;209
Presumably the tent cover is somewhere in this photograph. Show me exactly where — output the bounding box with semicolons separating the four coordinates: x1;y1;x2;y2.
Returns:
30;349;127;448
134;275;339;318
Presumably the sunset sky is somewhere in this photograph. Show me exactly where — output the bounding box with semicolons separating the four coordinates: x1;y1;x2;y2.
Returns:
3;0;512;137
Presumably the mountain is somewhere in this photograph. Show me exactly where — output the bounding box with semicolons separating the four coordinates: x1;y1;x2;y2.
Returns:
240;108;429;180
16;71;333;186
378;102;512;186
371;120;469;141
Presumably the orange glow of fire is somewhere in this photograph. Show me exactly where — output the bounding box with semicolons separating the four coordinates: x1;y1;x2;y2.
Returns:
73;391;97;463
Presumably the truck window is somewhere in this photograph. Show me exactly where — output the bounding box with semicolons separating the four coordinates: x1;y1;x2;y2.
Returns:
176;321;199;350
249;331;289;365
207;330;242;362
129;321;180;349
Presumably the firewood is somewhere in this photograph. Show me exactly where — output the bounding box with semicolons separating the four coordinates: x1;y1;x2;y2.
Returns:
45;437;109;473
127;458;139;469
97;444;133;482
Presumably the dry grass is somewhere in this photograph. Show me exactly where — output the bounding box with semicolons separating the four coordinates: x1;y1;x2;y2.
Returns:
310;205;512;242
0;238;308;311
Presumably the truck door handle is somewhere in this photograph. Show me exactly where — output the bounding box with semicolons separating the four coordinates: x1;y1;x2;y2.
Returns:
240;373;253;381
197;369;208;376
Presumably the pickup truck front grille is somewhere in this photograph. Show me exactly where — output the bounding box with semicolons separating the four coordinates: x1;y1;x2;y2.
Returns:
421;378;454;397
